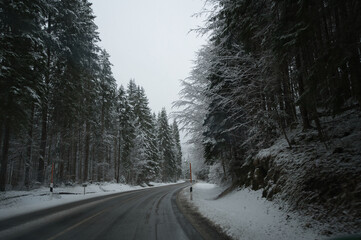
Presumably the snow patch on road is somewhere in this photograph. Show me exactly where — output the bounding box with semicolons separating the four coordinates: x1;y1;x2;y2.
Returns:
184;182;324;240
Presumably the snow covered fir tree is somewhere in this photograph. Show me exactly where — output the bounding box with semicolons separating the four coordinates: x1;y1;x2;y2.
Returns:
0;0;182;190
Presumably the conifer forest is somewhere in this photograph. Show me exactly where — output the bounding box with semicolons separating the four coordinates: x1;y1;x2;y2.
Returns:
0;0;182;191
175;0;361;182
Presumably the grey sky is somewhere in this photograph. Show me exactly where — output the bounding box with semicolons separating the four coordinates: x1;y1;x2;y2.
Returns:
90;0;207;114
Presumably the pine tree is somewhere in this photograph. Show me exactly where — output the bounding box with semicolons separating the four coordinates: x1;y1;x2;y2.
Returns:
114;85;127;183
119;80;137;183
149;113;161;180
135;87;159;183
172;120;182;180
124;81;160;184
95;49;116;181
157;109;176;182
114;85;133;183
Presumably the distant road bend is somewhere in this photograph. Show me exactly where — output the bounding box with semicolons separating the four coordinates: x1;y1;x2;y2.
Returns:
0;183;206;240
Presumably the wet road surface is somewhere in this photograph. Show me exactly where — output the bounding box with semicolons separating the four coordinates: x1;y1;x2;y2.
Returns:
0;183;203;240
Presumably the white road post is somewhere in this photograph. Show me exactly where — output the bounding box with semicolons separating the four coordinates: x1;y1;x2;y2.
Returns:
82;183;87;195
50;182;53;198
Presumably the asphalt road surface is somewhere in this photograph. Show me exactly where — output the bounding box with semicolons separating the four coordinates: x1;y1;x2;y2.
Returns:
0;183;204;240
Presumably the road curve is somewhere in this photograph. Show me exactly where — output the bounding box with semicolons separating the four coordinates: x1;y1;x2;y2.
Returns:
0;183;203;240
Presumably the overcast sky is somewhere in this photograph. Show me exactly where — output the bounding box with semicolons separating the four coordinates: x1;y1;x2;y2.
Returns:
90;0;208;115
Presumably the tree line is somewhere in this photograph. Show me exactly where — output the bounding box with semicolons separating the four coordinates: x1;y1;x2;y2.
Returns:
0;0;182;191
175;0;361;181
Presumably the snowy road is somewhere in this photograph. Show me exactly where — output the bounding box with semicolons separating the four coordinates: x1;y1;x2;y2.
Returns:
0;183;204;240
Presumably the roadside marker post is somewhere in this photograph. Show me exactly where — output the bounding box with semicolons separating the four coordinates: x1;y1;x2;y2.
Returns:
82;183;87;195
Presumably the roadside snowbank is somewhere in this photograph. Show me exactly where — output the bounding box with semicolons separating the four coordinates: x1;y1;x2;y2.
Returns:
183;182;323;240
0;181;183;220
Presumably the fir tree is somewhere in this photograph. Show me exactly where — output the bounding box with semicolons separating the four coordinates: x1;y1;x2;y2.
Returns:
157;109;176;182
172;120;182;180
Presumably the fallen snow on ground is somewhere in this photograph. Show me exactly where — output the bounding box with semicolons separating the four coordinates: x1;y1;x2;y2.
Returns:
185;182;323;240
0;181;183;220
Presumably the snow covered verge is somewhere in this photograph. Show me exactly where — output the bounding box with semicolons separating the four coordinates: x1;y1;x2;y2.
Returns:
0;181;184;220
234;109;361;235
181;182;323;240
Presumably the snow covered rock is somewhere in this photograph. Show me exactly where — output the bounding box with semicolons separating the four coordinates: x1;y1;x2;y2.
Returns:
237;110;361;235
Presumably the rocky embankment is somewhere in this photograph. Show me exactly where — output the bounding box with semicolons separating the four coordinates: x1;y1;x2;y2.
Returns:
238;109;361;234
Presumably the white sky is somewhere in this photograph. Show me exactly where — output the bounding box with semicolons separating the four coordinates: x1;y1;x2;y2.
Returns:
90;0;208;115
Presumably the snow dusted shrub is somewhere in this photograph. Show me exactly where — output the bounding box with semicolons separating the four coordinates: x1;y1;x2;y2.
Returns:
196;167;209;181
208;163;224;185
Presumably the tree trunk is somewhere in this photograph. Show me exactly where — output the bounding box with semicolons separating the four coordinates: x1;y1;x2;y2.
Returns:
0;120;3;160
47;132;52;166
11;154;23;188
37;104;47;183
105;144;112;181
349;46;361;104
221;151;227;181
295;54;311;129
44;131;53;183
0;117;11;191
77;128;82;182
113;137;117;182
91;144;95;182
59;139;65;182
83;121;90;182
282;62;296;124
25;104;35;189
66;145;71;182
117;134;121;183
276;108;292;149
71;135;77;182
37;14;52;184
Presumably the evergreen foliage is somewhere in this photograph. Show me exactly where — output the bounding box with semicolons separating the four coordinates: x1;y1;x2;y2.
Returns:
172;120;182;180
176;0;361;183
157;109;177;182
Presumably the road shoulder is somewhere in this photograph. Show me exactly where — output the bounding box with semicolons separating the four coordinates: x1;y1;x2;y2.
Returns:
176;186;232;240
